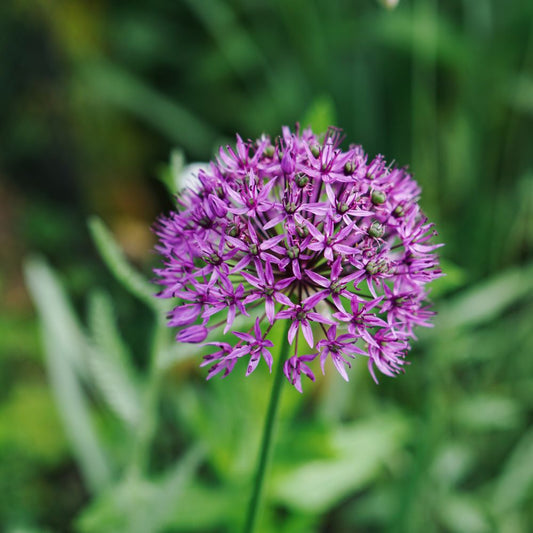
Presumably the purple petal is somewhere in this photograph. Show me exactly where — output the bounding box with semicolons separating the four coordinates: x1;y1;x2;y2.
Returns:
304;269;329;287
167;304;201;327
302;290;328;308
275;293;294;307
246;353;260;376
265;298;275;324
332;354;350;381
177;325;208;343
288;321;299;344
261;347;273;372
307;312;336;325
301;320;314;347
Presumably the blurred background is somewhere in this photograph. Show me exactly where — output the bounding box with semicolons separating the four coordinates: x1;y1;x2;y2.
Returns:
1;0;533;532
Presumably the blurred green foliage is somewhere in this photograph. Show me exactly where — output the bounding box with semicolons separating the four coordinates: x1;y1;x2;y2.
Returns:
1;0;533;531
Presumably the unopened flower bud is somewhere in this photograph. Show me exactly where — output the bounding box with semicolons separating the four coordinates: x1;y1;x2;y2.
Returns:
281;151;295;174
264;145;275;158
368;221;384;238
296;224;309;237
287;245;300;259
393;205;405;217
365;261;379;275
177;325;208;343
295;173;309;187
371;190;387;205
226;223;239;237
206;253;221;265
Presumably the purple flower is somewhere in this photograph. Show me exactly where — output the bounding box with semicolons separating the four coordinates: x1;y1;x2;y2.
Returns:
317;325;368;381
154;125;442;391
284;354;316;393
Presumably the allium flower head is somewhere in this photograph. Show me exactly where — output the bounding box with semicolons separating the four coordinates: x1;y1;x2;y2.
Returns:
154;126;442;391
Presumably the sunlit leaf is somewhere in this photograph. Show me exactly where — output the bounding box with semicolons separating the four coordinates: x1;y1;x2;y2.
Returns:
158;149;186;196
300;95;337;135
511;75;533;116
438;494;490;533
271;414;409;513
88;217;159;310
493;428;533;514
430;442;474;488
167;482;243;531
436;262;533;330
86;291;142;429
454;395;523;431
77;446;204;533
428;258;467;298
0;385;68;464
24;257;112;493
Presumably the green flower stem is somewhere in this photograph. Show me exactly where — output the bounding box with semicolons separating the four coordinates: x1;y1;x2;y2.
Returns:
244;320;292;533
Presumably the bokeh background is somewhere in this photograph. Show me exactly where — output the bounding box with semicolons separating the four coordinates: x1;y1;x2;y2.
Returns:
1;0;533;532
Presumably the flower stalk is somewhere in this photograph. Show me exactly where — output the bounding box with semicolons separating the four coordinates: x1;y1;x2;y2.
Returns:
243;319;292;533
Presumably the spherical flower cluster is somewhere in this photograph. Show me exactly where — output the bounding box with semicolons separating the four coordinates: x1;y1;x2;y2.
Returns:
154;126;442;391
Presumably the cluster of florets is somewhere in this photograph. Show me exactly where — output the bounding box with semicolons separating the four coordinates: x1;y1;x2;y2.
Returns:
154;126;442;391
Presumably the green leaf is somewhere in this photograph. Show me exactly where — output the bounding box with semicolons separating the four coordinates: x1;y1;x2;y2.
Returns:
510;75;533;116
271;413;409;513
155;343;203;372
150;445;207;529
158;149;186;196
371;7;473;69
77;446;205;533
7;528;54;533
78;60;218;156
493;428;533;514
428;258;468;298
300;95;337;134
167;482;243;531
438;494;490;533
86;290;142;429
436;262;533;330
87;290;136;378
88;217;160;310
377;0;400;10
22;257;87;375
430;442;474;488
454;395;523;432
77;478;157;533
181;0;268;81
0;384;68;464
24;257;111;493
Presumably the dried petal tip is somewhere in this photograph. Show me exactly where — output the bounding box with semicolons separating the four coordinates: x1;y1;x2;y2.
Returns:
154;125;442;389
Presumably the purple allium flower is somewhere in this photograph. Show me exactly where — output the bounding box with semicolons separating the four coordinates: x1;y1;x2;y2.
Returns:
154;126;442;391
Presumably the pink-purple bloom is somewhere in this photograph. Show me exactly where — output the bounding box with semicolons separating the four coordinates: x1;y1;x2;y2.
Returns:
154;126;442;391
